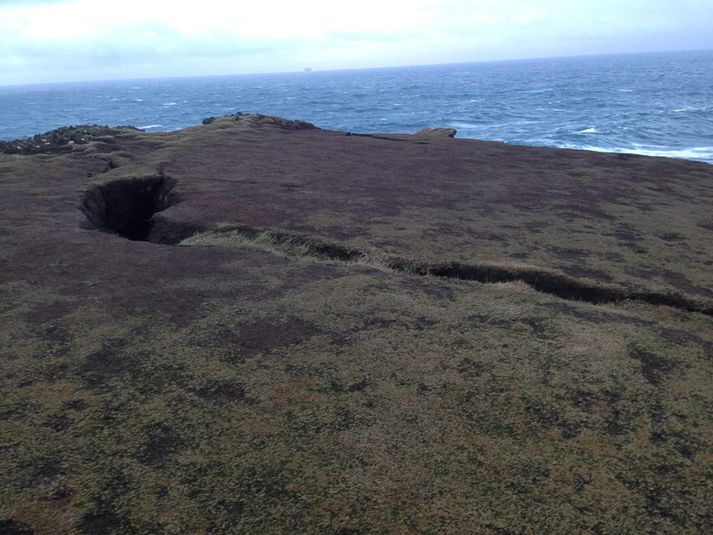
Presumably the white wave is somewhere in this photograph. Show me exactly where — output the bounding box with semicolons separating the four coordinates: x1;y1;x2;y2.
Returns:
578;127;598;134
617;89;634;93
133;98;143;102
163;102;177;106
673;106;709;113
561;143;713;163
623;146;713;161
138;124;163;130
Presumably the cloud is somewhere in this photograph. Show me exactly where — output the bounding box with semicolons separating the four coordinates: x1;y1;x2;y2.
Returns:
0;0;711;84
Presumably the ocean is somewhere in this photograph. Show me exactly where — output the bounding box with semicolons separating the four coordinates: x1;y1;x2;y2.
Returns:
1;50;712;163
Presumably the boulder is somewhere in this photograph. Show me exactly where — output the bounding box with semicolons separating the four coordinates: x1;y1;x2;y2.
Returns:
415;127;457;138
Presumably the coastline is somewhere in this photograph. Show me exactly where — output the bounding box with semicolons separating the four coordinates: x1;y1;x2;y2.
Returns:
2;50;712;164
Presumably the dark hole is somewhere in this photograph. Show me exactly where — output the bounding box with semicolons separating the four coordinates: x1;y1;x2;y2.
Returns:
81;176;177;241
0;519;35;535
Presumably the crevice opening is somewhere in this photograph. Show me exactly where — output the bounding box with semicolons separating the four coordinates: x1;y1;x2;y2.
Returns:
81;175;177;241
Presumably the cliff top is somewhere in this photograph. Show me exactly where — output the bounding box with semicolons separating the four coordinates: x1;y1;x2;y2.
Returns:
1;114;712;533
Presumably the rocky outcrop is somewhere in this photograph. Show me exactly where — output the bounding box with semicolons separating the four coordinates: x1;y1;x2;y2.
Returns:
0;125;140;155
415;127;457;138
236;113;316;130
202;112;316;130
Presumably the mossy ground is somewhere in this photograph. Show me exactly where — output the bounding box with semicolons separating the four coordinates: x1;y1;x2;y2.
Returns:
1;116;712;533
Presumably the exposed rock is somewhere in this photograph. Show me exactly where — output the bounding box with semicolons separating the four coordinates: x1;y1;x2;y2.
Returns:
235;113;316;130
0;125;140;155
415;127;457;138
200;113;316;131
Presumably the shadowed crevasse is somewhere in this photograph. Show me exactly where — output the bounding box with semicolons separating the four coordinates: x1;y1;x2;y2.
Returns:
81;175;178;241
80;179;713;316
427;263;710;310
192;226;713;316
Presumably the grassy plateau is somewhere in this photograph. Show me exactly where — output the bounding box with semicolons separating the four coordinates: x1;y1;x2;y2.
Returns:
1;114;712;534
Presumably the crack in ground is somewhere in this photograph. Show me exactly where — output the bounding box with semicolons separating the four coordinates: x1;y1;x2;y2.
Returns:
179;225;713;317
79;176;713;317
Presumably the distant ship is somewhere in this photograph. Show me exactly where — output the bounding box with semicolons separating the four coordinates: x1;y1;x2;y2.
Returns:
304;67;313;73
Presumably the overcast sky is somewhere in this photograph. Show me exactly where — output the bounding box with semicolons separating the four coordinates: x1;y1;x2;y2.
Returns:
1;0;712;85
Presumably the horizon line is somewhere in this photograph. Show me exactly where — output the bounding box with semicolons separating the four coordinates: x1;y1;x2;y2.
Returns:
1;47;711;89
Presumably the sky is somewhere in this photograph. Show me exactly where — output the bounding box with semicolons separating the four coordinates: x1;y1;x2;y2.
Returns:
0;0;712;85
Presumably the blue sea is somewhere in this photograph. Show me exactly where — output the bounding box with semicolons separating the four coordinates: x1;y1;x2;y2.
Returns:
1;50;712;163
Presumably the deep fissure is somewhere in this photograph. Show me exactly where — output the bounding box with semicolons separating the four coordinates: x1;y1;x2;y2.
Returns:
81;175;178;241
80;179;713;317
201;227;713;316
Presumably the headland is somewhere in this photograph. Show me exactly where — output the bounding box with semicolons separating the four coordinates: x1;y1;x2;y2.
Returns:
1;114;712;533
